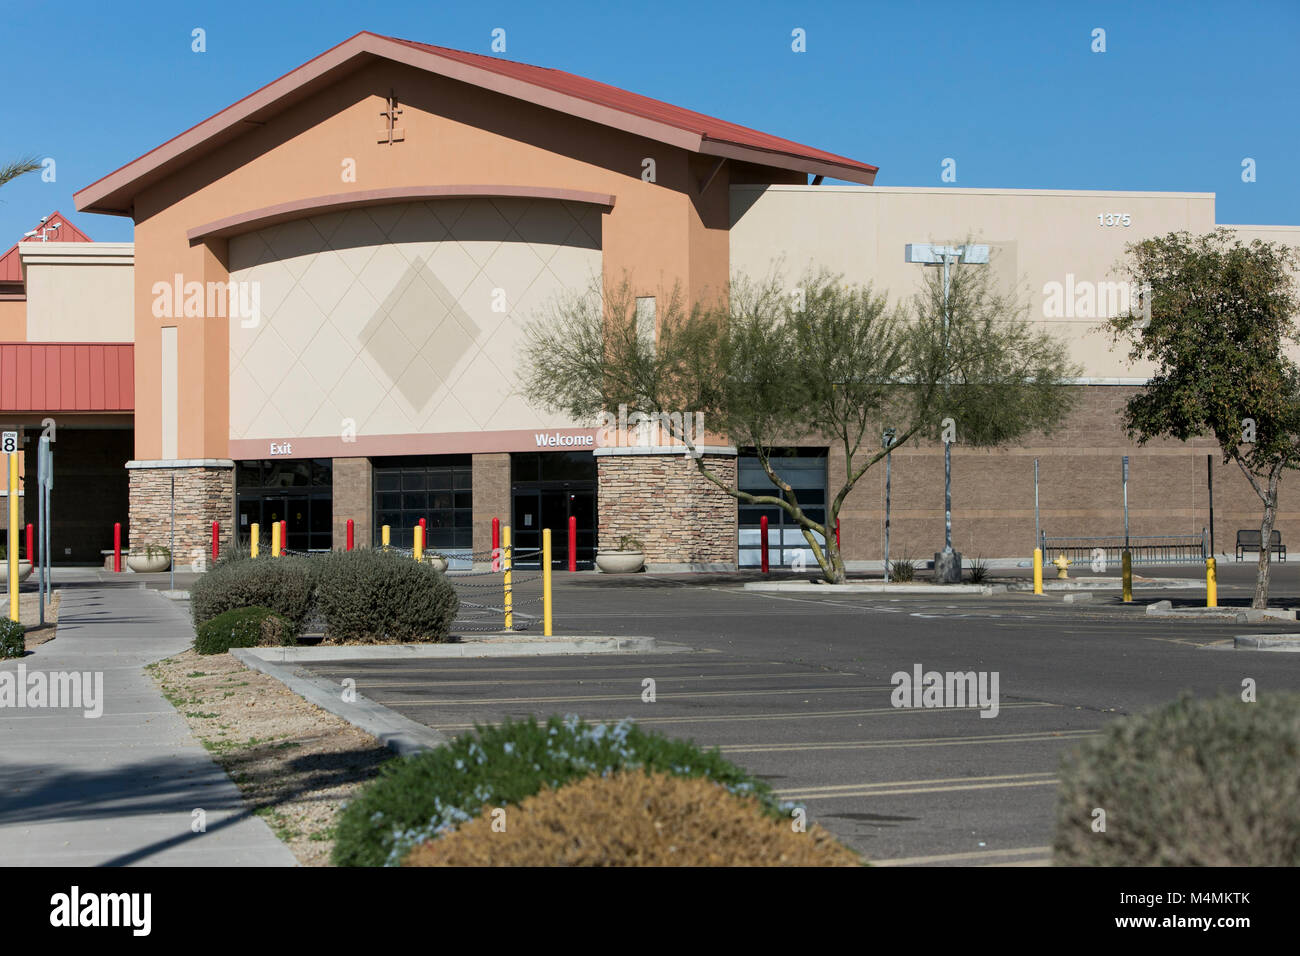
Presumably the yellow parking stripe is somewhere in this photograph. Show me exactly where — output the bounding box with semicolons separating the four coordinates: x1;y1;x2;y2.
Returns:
720;729;1097;754
427;700;1060;731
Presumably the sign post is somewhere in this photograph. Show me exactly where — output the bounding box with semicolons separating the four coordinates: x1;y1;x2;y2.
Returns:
3;430;17;622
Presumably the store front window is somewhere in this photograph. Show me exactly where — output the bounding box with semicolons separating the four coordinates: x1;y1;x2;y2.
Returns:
372;456;473;568
511;452;597;569
737;450;828;568
235;459;333;553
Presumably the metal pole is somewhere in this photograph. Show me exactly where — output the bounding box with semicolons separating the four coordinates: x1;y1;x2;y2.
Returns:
1034;458;1040;548
1123;457;1130;550
941;252;955;557
7;453;17;622
884;448;892;582
44;468;50;606
38;443;45;625
944;442;952;551
169;473;175;591
1207;454;1215;557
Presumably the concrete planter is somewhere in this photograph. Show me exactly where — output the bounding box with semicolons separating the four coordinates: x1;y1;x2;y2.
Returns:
0;560;32;583
424;554;449;573
127;552;172;573
596;550;645;574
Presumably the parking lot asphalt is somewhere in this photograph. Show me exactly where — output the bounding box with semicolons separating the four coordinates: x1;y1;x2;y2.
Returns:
300;564;1300;866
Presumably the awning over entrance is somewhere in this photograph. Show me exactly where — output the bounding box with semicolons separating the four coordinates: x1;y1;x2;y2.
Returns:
0;343;134;411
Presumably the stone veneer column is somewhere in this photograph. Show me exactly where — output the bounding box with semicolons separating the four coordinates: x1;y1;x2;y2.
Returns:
332;457;372;549
595;446;738;571
125;459;235;571
473;453;511;565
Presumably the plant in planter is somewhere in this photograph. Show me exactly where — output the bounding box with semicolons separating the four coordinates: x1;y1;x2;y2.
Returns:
0;542;33;583
596;534;646;574
423;551;449;573
127;543;172;573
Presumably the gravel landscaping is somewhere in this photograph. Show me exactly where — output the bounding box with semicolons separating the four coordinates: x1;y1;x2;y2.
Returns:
147;649;391;866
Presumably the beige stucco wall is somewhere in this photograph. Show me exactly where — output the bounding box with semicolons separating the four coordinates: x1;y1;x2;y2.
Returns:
117;56;746;461
729;185;1220;380
20;242;134;342
227;198;600;443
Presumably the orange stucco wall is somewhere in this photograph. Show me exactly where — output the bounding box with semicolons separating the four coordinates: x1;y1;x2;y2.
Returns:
0;299;25;341
128;59;776;460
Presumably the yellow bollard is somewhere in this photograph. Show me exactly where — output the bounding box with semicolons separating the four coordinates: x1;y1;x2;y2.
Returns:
382;524;390;549
251;523;259;558
1033;548;1043;595
271;521;281;558
1121;550;1133;603
543;528;553;637
414;524;423;563
503;525;513;631
8;453;18;622
1206;556;1217;608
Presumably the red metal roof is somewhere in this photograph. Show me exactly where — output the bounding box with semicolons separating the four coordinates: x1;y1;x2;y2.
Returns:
77;32;876;215
0;211;94;286
379;35;877;175
0;343;133;411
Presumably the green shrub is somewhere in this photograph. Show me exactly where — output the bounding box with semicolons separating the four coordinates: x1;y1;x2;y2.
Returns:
190;554;318;631
332;714;792;867
315;548;458;644
1054;692;1300;865
890;556;915;582
194;606;293;655
0;618;24;659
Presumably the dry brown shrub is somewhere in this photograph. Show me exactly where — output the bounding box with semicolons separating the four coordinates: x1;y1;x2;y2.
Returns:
403;769;862;867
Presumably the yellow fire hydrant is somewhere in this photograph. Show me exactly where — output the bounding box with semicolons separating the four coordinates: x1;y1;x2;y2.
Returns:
1053;553;1072;580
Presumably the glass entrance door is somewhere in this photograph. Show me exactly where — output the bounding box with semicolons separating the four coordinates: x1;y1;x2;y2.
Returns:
511;488;596;569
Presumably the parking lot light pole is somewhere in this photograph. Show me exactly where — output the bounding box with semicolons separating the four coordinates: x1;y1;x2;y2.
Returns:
883;428;896;582
905;243;989;582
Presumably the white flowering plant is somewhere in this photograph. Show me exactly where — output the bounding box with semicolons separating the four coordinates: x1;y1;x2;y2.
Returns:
332;713;794;866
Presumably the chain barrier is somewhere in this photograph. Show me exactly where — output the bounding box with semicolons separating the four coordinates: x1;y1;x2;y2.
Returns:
269;543;548;632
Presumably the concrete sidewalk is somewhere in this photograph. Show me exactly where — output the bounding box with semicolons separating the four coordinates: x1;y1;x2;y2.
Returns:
0;586;297;866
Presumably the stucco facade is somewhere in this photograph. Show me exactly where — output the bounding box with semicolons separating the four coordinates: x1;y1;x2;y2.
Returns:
0;29;1279;570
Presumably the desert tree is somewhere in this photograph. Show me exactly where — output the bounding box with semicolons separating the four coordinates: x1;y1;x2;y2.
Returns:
521;262;1076;583
1107;228;1300;608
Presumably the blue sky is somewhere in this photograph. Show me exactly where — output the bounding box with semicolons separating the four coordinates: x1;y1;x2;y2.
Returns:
1;0;1296;244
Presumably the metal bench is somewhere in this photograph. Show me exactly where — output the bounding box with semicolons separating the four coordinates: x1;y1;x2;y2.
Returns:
1235;529;1286;562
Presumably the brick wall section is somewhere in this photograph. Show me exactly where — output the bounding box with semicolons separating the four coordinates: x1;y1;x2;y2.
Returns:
598;452;737;566
128;465;234;571
473;453;510;560
332;457;372;549
831;385;1283;561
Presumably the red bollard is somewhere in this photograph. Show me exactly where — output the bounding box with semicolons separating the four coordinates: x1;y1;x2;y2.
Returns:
760;515;769;574
280;520;287;556
113;522;122;572
25;523;33;563
492;517;500;553
568;515;577;572
212;521;219;563
835;517;841;550
346;519;354;551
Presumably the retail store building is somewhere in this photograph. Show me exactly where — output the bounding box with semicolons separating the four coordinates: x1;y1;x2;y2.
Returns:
1;31;1295;569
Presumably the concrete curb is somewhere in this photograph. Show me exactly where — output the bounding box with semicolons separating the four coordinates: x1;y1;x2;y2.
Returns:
231;649;447;755
1144;601;1296;623
742;582;1006;595
242;635;659;662
1010;577;1198;591
1233;634;1300;651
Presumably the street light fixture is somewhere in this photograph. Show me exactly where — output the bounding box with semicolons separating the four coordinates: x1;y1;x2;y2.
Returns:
904;242;990;583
